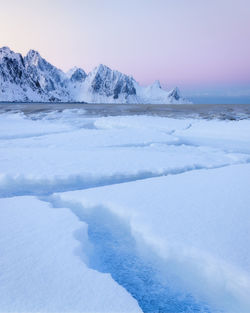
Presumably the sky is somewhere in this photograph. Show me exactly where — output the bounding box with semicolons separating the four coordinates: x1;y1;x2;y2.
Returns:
0;0;250;97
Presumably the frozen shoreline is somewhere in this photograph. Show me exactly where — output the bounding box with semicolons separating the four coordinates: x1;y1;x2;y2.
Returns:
0;102;250;120
0;109;250;312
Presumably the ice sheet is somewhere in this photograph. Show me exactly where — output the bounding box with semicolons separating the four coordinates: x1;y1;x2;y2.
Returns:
1;109;250;313
0;197;141;313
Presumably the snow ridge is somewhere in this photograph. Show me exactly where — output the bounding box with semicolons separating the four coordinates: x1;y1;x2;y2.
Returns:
0;47;189;104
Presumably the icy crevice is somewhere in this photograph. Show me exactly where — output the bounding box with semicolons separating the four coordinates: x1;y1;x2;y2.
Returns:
0;129;73;141
0;162;246;198
106;139;198;149
46;196;215;313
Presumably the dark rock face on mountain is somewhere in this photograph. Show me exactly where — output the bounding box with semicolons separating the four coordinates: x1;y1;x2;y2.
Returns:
88;64;136;99
0;47;189;104
0;47;37;101
0;47;70;102
69;68;87;83
24;50;70;101
168;87;181;101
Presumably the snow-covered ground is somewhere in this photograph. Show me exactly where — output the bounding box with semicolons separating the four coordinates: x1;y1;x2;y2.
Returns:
0;108;250;313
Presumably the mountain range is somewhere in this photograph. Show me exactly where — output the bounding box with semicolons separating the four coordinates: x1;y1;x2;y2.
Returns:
0;47;189;104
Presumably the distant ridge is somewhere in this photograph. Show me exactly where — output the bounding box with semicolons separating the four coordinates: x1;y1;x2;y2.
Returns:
0;47;190;104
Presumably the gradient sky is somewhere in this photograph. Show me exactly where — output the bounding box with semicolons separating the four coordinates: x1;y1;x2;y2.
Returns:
0;0;250;96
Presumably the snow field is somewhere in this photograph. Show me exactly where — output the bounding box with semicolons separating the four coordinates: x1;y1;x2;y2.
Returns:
0;113;249;197
0;197;141;312
0;109;250;312
51;164;250;313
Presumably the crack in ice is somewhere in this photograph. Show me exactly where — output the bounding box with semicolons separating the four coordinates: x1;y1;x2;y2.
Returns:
44;196;217;313
0;162;249;198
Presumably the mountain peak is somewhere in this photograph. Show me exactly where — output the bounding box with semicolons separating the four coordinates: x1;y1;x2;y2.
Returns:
27;49;41;57
94;64;112;75
26;50;42;66
0;46;11;53
0;47;189;104
69;67;87;83
150;80;162;89
67;66;78;77
168;87;181;100
0;46;21;61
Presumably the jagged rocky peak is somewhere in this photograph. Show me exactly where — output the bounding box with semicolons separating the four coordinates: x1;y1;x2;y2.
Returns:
24;49;66;85
88;64;113;81
92;64;111;75
24;49;55;74
0;46;23;63
0;46;11;52
89;64;137;99
25;49;42;66
69;67;87;83
0;46;189;104
0;46;12;59
149;80;162;89
0;47;26;86
23;48;69;101
0;46;14;57
26;49;40;57
168;87;181;101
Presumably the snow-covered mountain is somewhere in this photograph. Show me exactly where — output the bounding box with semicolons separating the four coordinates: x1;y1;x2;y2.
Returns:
0;47;189;104
24;50;70;102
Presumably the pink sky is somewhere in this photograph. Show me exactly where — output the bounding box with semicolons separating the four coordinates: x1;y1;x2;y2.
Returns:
1;0;250;95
